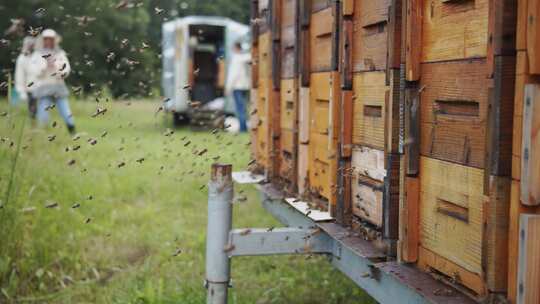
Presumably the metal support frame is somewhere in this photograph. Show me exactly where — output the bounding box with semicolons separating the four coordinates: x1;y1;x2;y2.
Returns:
205;164;233;304
205;169;476;304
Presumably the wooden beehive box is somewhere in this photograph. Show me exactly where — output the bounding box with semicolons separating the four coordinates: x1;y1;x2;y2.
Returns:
401;0;517;297
507;0;540;302
340;0;402;247
249;0;528;301
278;0;299;191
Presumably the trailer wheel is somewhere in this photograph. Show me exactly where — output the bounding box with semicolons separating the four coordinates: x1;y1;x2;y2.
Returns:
173;112;189;127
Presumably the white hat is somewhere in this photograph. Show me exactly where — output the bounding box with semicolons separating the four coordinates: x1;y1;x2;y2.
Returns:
41;29;57;38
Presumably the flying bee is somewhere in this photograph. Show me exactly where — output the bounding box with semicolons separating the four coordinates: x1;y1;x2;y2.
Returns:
45;201;58;208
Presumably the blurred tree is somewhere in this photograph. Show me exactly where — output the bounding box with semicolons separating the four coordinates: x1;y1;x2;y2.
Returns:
0;0;250;99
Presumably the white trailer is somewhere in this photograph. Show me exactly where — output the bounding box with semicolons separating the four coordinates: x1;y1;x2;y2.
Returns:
162;16;250;126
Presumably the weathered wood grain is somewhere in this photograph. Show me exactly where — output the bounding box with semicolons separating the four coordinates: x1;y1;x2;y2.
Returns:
342;0;354;16
352;146;386;182
282;0;297;28
352;176;384;227
281;26;297;79
528;0;540;74
516;214;540;304
485;56;516;178
507;181;540;302
418;157;485;282
352;72;389;150
309;72;332;200
401;176;419;262
298;143;309;195
418;247;486;296
419;59;489;168
521;84;540;206
310;7;334;72
483;175;511;292
312;0;331;12
299;86;310;144
421;0;488;62
280;79;296;130
405;0;422;81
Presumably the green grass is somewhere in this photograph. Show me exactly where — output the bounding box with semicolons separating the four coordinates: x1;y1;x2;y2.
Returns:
0;100;374;304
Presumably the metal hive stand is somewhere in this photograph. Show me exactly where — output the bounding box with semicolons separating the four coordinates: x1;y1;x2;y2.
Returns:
204;165;475;304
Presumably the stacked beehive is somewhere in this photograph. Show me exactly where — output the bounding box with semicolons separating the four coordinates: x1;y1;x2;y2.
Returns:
507;0;540;302
249;0;540;302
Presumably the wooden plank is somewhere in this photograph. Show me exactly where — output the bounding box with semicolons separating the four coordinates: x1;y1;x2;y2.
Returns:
528;0;540;74
340;90;353;157
517;0;528;51
421;0;489;62
328;71;341;212
352;72;388;150
487;0;518;57
259;33;272;79
312;0;331;12
340;18;354;89
281;26;297;79
268;87;281;180
342;0;354;16
250;88;260;164
299;0;311;28
507;181;540;302
280;79;296;130
485;56;516;179
299;28;311;86
251;0;260;40
405;84;420;175
387;0;403;71
281;0;297;28
310;7;334;72
299;87;310;144
483;175;511;292
419;59;489;168
352;0;391;72
251;43;259;88
517;214;540;304
258;0;270;34
419;157;485;281
271;0;281;41
336;157;352;226
418;247;486;296
401;176;419;262
383;152;401;241
309;72;333;201
298;143;309;195
352;176;384;227
272;40;281;89
405;0;422;81
279;129;295;183
331;1;341;72
521;84;540;206
357;0;391;27
352;146;386;182
386;69;401;154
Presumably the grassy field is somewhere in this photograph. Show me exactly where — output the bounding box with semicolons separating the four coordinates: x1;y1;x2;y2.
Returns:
0;100;374;304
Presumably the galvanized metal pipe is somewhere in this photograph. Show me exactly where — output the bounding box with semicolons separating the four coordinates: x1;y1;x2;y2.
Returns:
205;164;233;304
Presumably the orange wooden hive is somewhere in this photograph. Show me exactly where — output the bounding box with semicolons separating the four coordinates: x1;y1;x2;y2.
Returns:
248;0;540;302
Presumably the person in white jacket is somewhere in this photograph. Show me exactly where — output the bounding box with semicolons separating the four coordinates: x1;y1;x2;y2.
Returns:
30;29;75;133
14;36;37;117
225;42;251;132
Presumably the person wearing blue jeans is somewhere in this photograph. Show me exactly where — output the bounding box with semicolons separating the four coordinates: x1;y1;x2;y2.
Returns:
233;90;248;132
225;42;251;132
37;96;75;131
30;29;75;133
